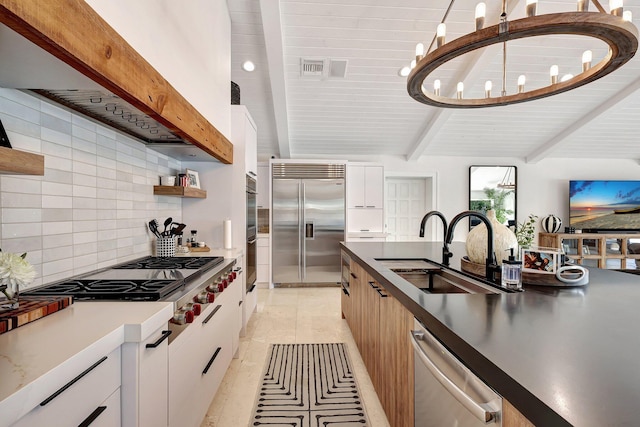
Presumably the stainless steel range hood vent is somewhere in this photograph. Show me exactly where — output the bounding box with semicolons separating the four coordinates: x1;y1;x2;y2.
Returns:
28;89;220;162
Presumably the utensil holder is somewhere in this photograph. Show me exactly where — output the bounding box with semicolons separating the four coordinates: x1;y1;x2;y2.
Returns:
156;236;176;257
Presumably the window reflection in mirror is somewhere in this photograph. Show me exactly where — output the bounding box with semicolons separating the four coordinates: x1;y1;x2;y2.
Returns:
469;166;517;228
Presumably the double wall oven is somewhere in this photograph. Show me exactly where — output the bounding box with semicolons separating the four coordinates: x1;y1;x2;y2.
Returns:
246;174;257;292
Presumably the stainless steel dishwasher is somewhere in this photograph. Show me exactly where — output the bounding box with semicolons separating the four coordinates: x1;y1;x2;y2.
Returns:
411;319;502;426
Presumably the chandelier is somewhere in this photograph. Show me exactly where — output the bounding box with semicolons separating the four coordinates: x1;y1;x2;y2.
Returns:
406;0;639;108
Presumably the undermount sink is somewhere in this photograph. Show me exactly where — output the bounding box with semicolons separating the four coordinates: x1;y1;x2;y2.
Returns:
376;258;503;295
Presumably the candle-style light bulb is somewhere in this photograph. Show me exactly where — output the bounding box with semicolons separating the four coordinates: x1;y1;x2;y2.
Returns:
415;43;425;62
526;0;538;17
433;79;441;96
577;0;589;12
561;74;574;82
485;80;492;98
623;10;633;21
517;75;526;93
436;23;446;48
582;50;593;72
550;65;559;84
399;66;410;77
456;82;464;99
475;3;486;30
610;0;623;16
410;59;416;70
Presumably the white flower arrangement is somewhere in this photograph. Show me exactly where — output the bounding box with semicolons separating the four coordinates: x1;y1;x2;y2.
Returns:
0;250;35;300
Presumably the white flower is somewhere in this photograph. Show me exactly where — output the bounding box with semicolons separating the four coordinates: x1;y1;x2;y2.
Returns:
0;252;36;288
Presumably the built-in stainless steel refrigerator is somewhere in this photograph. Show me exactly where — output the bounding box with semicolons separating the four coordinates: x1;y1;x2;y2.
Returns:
272;163;345;285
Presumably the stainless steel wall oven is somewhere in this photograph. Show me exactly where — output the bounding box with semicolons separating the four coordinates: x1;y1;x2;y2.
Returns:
246;174;257;292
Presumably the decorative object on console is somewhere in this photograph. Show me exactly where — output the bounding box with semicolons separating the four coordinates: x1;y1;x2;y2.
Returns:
406;0;638;108
515;214;538;249
541;214;562;233
0;250;35;310
466;209;518;264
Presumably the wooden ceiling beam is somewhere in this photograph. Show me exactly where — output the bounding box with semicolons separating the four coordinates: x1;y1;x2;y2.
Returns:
260;0;291;159
0;0;233;163
525;75;640;163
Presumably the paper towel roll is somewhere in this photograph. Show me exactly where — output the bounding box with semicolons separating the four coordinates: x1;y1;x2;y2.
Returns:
223;219;232;249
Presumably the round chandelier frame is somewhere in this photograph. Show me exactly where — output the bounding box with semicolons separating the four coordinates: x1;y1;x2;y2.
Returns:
407;12;639;108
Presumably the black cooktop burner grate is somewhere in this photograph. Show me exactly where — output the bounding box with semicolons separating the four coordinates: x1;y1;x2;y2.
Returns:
23;279;183;301
113;256;223;270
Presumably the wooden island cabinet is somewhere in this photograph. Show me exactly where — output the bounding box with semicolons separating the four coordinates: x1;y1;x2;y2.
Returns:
343;251;534;427
343;252;414;427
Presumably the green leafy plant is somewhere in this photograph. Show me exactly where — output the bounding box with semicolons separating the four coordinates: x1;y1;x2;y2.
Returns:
515;214;538;249
483;187;514;224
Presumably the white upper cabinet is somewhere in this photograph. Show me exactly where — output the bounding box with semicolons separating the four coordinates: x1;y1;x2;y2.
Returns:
231;105;258;176
257;163;269;209
347;164;384;209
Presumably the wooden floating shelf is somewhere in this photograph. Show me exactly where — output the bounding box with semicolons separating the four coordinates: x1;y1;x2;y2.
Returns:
153;185;206;198
0;146;44;175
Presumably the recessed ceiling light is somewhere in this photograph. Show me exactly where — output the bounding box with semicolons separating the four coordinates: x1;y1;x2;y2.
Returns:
242;61;255;72
398;66;410;77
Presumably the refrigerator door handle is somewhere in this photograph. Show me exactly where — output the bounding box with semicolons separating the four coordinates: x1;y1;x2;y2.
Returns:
298;181;303;282
305;222;314;239
301;182;306;281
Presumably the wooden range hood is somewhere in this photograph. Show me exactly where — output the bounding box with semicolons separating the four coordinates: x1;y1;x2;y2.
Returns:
0;0;233;164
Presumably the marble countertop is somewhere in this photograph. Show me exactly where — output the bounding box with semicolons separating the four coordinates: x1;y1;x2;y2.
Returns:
0;301;173;424
341;241;640;427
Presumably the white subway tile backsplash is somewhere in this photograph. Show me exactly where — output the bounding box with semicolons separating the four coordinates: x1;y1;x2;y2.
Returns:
1;90;184;285
2;208;42;223
2;222;43;238
43;234;73;249
43;246;73;262
42;221;72;235
42;182;73;196
1;176;42;194
1;192;42;208
42;195;72;209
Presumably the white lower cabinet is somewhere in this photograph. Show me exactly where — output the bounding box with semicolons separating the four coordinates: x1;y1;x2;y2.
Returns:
121;326;170;427
168;288;235;427
14;346;121;427
257;235;270;285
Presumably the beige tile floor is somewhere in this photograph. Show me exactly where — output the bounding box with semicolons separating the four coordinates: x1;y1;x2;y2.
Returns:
200;287;391;427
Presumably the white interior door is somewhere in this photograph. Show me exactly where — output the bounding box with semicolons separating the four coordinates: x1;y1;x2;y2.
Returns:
386;177;433;241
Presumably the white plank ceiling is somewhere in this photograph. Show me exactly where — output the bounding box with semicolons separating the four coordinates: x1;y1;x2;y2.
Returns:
228;0;640;162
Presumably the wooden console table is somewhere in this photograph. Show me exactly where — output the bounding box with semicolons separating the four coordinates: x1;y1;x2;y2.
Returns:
539;232;640;269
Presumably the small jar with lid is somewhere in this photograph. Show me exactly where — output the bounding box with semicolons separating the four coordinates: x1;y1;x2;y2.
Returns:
190;230;198;247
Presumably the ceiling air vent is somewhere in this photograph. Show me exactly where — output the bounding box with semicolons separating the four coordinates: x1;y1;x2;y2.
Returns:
300;59;325;78
300;58;348;79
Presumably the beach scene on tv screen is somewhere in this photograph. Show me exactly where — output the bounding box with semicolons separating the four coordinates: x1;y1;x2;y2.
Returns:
570;181;640;230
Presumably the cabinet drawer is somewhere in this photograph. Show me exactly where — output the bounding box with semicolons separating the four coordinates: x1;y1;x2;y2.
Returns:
257;237;269;247
82;388;121;427
347;208;384;232
15;347;121;427
257;264;269;282
257;245;269;263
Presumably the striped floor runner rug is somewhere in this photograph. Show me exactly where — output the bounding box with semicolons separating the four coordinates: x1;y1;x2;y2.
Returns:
250;343;369;426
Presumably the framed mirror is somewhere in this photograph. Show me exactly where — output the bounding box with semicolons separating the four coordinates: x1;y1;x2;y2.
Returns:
469;165;517;228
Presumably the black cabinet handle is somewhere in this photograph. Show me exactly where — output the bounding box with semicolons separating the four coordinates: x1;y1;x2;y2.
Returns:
350;272;357;279
203;305;222;324
341;286;349;296
376;288;388;298
40;356;108;406
202;347;222;375
248;284;256;293
368;281;379;289
238;300;243;306
78;406;107;427
145;330;172;348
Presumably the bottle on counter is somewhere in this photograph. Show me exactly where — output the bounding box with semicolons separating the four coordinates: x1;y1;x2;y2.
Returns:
190;230;198;247
501;248;522;290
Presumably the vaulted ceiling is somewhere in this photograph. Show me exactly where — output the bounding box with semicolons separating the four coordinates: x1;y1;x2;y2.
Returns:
228;0;640;163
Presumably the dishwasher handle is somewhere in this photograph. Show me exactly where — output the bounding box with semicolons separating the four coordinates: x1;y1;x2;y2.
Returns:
410;329;500;424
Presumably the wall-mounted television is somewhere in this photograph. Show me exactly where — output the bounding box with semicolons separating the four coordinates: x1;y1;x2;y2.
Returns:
569;180;640;232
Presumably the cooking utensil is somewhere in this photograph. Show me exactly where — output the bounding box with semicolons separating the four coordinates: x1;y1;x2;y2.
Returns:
148;219;161;238
170;222;186;236
162;217;173;237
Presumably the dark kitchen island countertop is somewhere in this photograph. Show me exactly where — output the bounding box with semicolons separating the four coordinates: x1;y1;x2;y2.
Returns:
341;241;640;427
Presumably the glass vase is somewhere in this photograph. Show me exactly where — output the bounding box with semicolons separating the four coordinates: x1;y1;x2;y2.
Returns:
0;280;19;310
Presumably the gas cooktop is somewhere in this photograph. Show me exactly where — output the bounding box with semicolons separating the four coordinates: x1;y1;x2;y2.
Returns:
23;256;227;301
